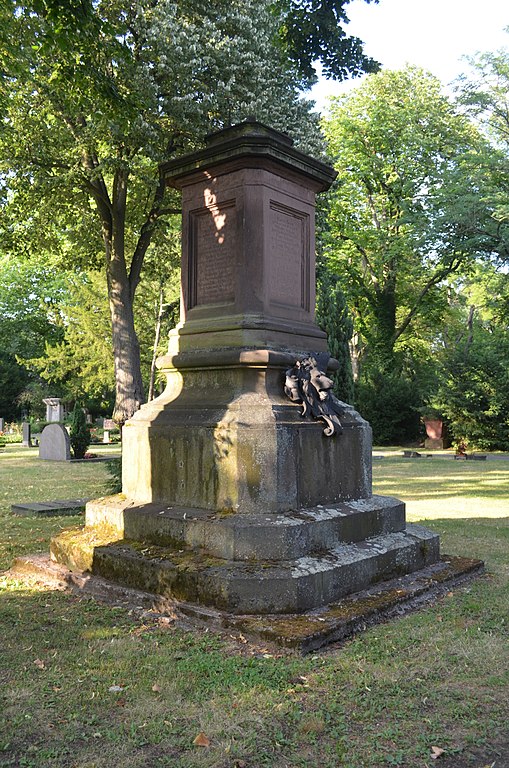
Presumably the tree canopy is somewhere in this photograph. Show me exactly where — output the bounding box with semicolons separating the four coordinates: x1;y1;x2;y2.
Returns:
322;66;507;441
0;0;327;422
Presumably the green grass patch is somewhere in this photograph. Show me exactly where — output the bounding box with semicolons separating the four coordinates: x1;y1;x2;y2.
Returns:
1;451;508;767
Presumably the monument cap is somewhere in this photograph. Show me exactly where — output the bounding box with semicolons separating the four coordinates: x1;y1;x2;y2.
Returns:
163;119;337;192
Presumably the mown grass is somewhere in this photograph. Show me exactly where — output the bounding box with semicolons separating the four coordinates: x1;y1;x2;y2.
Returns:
1;449;508;767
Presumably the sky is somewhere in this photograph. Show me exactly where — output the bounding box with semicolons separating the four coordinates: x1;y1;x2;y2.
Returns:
309;0;509;113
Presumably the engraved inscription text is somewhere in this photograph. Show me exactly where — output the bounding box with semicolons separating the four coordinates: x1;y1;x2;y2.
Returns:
189;202;236;306
269;203;309;310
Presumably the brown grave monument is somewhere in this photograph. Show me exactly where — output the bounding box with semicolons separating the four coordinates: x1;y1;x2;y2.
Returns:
50;122;481;647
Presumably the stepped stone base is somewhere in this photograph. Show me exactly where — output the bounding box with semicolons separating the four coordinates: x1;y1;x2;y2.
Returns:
51;494;440;616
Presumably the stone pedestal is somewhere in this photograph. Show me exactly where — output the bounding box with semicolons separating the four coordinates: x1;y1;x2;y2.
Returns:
51;122;442;624
43;397;64;423
22;422;31;447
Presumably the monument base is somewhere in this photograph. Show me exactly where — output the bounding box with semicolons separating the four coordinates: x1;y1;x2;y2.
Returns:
51;493;440;615
50;354;442;618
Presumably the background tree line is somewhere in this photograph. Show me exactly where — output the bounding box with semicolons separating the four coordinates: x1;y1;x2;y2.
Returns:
1;1;509;448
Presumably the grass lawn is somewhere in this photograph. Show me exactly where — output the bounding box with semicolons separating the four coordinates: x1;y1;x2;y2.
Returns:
1;448;508;768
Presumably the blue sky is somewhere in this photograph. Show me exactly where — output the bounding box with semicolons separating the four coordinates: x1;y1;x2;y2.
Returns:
310;0;509;112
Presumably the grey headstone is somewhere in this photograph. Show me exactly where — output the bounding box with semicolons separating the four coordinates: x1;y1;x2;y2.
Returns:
22;422;31;447
0;417;4;432
39;424;71;461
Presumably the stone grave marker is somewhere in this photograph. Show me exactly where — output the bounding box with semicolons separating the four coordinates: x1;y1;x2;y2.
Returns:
50;121;482;649
39;423;71;461
43;397;64;423
22;422;31;447
103;418;116;443
0;417;4;432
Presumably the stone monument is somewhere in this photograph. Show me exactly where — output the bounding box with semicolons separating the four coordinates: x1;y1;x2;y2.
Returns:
50;122;458;634
43;397;64;423
22;422;31;447
39;423;71;461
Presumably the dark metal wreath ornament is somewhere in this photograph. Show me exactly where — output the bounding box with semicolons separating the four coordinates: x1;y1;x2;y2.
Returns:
284;353;345;437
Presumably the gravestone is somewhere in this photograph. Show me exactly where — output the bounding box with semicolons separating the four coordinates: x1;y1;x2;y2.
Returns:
43;397;64;423
0;417;4;432
39;423;71;461
50;122;478;644
22;422;31;447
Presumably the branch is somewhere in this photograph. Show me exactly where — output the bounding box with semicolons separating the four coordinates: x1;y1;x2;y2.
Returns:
339;233;380;293
393;257;464;343
128;165;173;300
48;98;113;228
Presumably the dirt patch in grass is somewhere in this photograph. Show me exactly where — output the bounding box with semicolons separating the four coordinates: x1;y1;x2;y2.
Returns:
437;735;509;768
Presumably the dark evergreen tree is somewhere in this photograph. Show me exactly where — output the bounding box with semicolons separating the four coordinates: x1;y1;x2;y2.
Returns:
316;268;354;403
69;403;90;459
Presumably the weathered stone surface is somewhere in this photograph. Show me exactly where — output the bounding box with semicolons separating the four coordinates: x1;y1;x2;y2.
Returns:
22;422;31;447
52;522;439;615
48;121;452;631
8;553;484;652
85;494;406;560
123;364;372;511
43;397;64;423
39;423;71;461
11;499;87;517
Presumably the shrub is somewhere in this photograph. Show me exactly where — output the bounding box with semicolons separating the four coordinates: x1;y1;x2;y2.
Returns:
2;423;22;443
356;372;421;445
69;404;91;459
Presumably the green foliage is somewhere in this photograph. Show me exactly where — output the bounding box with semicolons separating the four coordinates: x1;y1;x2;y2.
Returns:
22;272;115;414
0;423;23;444
434;329;509;451
278;0;380;83
316;267;354;403
0;351;29;421
356;370;421;445
321;66;505;442
0;254;72;419
323;66;494;364
69;403;91;459
459;40;509;265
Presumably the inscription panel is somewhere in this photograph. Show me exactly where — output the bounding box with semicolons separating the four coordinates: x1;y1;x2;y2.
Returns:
269;202;310;311
189;201;236;307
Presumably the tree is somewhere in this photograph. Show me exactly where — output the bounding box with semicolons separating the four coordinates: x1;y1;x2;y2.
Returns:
69;402;91;459
459;41;509;263
323;67;497;369
277;0;380;83
424;262;509;450
22;272;116;415
1;0;328;423
322;67;502;440
0;253;70;419
316;265;354;403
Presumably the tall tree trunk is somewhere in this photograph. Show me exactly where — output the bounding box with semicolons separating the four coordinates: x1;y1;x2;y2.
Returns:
107;262;145;424
104;167;145;424
82;155;172;424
